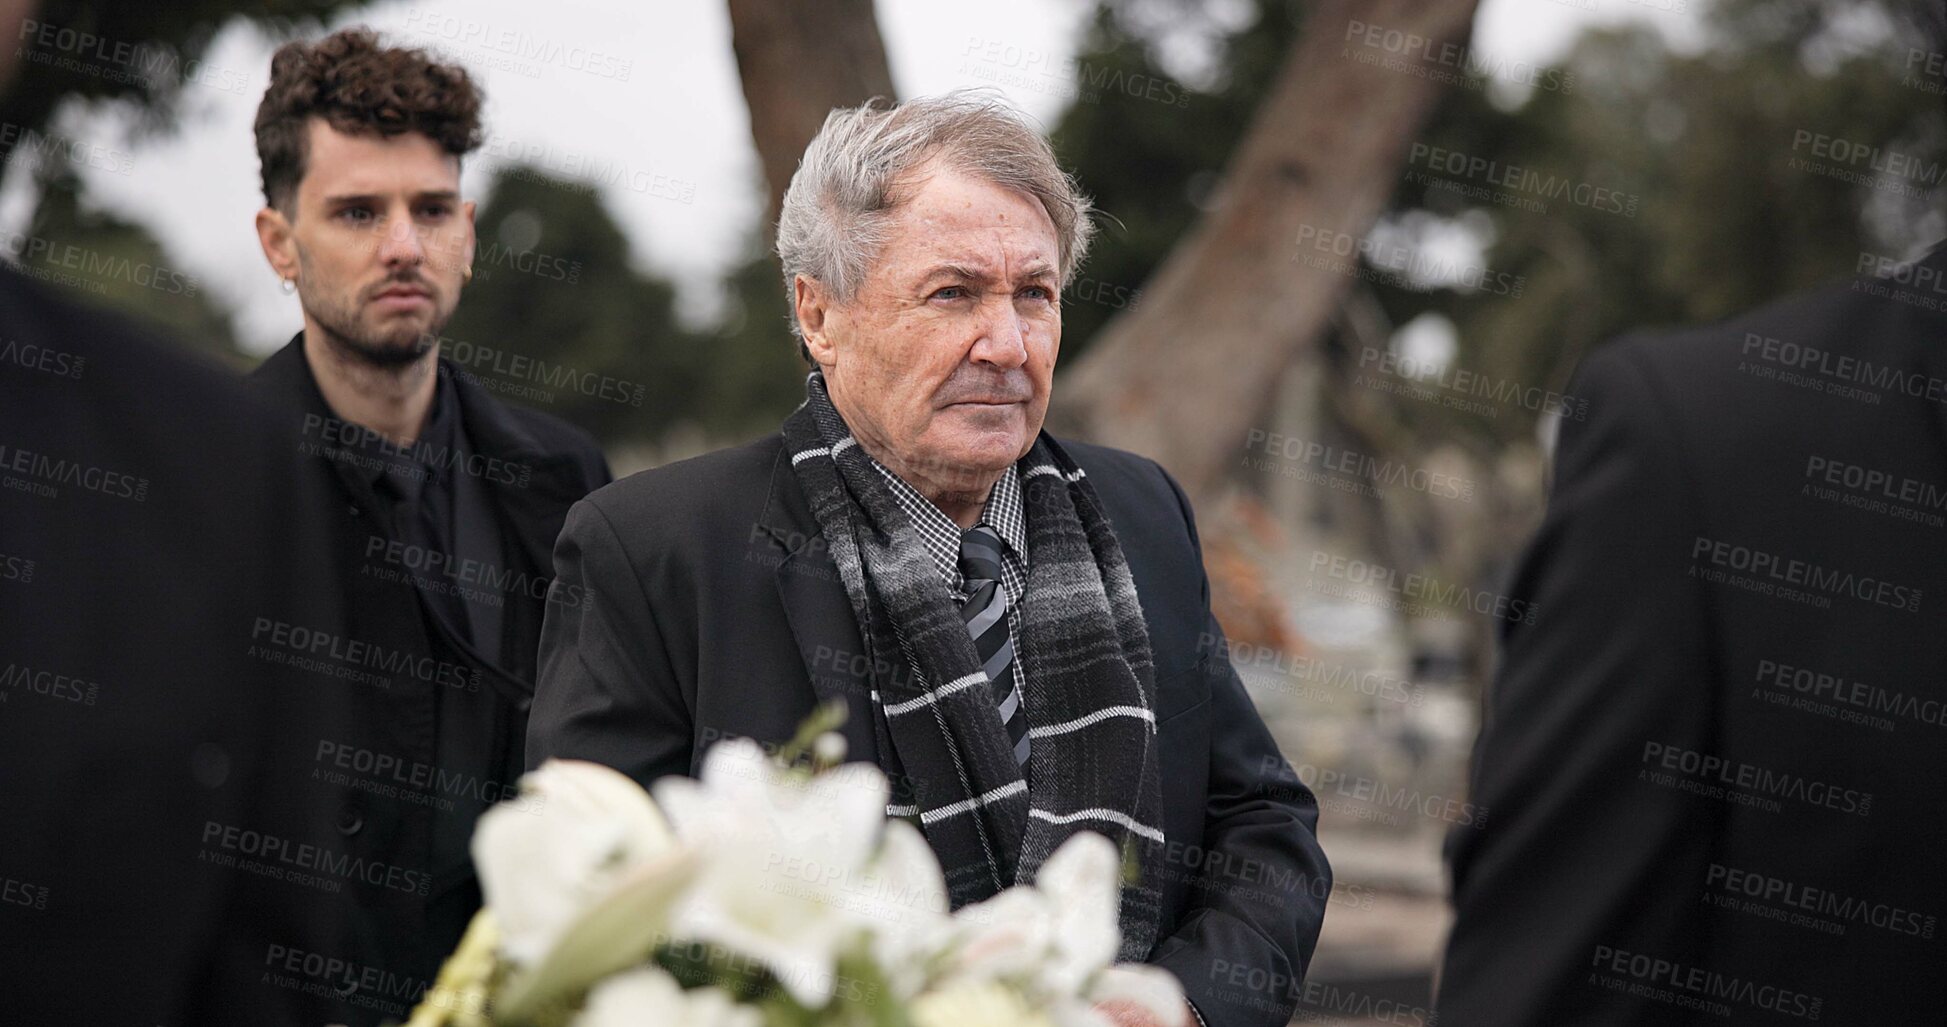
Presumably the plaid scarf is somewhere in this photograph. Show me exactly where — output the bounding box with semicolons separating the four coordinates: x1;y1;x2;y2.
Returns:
782;371;1165;960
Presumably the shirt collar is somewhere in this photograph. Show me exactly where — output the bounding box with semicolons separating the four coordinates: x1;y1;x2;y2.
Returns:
357;368;460;502
869;458;1028;586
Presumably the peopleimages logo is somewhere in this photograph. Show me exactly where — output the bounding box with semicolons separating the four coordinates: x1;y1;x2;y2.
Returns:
1244;428;1477;501
248;617;481;693
1690;536;1923;612
402;10;634;81
0;337;85;379
0;441;150;502
960;36;1192;109
1341;19;1574;94
1;875;48;911
1801;454;1947;528
2;230;200;296
1355;345;1587;420
1641;741;1872;816
0;661;100;706
1406;142;1640;217
1789;130;1947;199
1705;862;1937;939
0;552;33;583
1754;658;1947;731
1201;632;1426;707
314;740;534;813
1742;330;1947;404
1589;946;1822;1020
15;18;250;94
0;122;132;176
362;534;587;610
263;944;447;1018
200;821;430;896
434;335;646;407
1294;224;1526;298
1267;756;1488;828
1307;551;1539;625
300;412;533;488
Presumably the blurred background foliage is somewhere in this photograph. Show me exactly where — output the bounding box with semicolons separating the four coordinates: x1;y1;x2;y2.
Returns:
14;0;1943;457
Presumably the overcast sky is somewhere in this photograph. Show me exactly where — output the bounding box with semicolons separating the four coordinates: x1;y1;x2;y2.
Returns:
0;0;1704;355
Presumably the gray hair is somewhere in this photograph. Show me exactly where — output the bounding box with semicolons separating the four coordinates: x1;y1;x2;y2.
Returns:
775;90;1095;340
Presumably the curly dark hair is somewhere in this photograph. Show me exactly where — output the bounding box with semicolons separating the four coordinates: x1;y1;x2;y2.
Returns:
253;27;484;213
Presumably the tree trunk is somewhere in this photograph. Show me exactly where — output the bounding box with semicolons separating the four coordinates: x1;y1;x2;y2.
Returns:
725;0;897;227
1052;0;1481;502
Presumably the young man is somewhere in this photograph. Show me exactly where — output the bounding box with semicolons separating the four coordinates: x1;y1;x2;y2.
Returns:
247;28;609;1020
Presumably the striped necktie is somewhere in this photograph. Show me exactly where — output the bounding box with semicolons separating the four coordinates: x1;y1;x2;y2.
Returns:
958;525;1029;769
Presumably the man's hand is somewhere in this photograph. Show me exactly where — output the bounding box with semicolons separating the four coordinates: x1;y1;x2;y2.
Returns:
1091;997;1194;1027
1089;963;1197;1027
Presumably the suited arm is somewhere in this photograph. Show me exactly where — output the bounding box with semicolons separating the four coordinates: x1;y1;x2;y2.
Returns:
527;497;694;787
1435;341;1719;1027
1146;465;1332;1027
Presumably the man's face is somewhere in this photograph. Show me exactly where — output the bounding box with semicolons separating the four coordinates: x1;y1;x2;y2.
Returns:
808;162;1062;491
277;119;473;365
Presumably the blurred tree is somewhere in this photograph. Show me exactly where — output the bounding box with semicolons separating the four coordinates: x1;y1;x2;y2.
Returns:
1050;1;1299;365
18;167;247;365
1380;0;1947;461
436;168;805;453
726;0;895;225
0;1;362;173
1044;0;1947;663
705;243;820;439
722;0;897;417
1052;0;1482;501
1315;0;1947;639
438;168;709;450
0;2;365;353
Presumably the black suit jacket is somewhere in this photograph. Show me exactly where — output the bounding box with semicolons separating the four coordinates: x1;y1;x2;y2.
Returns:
0;269;359;1023
248;335;609;1023
1439;248;1947;1025
528;431;1332;1026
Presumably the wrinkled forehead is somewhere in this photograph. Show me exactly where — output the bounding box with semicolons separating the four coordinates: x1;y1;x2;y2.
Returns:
880;164;1060;282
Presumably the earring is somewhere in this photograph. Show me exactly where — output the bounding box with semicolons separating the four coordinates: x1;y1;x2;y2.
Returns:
462;264;473;284
279;277;296;295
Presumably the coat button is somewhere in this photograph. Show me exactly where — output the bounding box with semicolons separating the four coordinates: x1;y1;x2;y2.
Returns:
337;811;364;836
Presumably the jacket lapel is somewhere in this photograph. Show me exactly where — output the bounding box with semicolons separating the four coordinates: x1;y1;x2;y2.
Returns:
251;337;548;710
450;369;597;575
253;334;391;512
756;439;881;768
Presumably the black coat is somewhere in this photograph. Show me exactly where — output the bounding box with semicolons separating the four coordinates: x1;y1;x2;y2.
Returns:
248;335;609;1023
527;431;1332;1027
0;269;358;1023
1439;247;1947;1025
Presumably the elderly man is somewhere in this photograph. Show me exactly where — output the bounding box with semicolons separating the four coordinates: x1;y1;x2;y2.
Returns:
528;92;1328;1027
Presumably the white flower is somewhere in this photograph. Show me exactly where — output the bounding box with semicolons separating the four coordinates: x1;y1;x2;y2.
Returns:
911;979;1053;1027
812;731;848;765
574;968;759;1027
1037;832;1125;994
943;886;1057;984
943;832;1125;997
472;760;677;966
853;819;950;997
651;739;891;1007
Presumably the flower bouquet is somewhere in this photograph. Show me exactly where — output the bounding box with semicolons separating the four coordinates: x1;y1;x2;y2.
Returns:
404;711;1186;1027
